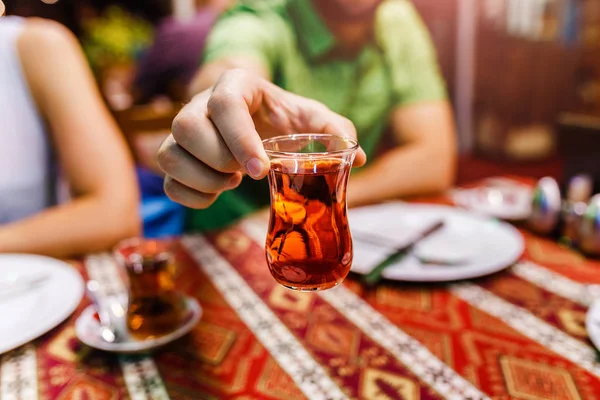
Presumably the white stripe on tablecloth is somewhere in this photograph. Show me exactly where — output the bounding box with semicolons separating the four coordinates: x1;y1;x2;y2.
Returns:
182;235;349;400
120;356;170;400
84;254;170;400
84;253;127;298
320;286;490;400
239;220;490;400
450;283;600;377
0;344;38;400
511;261;600;307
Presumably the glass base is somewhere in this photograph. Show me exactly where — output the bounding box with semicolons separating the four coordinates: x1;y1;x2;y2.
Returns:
279;280;341;292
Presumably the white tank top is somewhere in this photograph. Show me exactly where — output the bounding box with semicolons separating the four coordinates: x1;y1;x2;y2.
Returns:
0;17;54;224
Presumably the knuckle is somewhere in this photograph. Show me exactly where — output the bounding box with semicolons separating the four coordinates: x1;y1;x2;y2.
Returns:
208;69;249;115
157;138;177;172
172;111;202;146
207;90;237;116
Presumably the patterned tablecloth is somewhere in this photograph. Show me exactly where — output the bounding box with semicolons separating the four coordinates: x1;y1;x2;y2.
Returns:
3;182;600;400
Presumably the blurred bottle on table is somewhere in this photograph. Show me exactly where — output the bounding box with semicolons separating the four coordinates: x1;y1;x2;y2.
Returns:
561;174;593;246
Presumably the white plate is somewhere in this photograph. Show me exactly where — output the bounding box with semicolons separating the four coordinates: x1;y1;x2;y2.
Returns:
0;254;84;354
586;299;600;352
349;203;524;282
75;296;201;353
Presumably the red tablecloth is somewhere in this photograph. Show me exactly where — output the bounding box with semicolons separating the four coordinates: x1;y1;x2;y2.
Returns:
3;182;600;400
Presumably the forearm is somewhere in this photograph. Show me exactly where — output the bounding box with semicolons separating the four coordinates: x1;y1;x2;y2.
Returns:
0;197;140;258
347;142;455;207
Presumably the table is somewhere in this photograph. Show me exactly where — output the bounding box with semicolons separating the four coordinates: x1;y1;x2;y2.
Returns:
3;180;600;400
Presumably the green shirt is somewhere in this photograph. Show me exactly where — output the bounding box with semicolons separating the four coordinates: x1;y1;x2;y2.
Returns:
187;0;447;232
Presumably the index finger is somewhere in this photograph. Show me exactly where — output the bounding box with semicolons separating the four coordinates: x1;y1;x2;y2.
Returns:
206;70;270;179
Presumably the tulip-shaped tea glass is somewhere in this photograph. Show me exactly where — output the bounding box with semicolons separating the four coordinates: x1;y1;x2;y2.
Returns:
114;238;185;340
263;134;359;291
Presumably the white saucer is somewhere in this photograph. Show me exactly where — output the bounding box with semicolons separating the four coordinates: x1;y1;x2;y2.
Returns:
75;296;201;353
586;299;600;352
349;203;524;282
0;254;84;354
452;179;532;221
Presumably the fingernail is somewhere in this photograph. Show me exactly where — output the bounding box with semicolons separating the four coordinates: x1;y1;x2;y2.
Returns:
246;158;265;179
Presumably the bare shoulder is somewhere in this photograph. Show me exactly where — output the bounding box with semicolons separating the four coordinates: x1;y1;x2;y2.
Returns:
16;18;87;102
17;18;79;63
21;17;76;42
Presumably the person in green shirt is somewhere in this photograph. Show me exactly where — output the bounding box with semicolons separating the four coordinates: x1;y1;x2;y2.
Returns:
158;0;457;232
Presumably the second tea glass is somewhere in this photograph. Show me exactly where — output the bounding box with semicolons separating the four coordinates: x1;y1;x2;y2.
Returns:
114;238;185;340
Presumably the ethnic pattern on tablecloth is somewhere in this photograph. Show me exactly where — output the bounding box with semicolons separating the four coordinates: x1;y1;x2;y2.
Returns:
320;286;490;400
189;233;450;399
8;179;600;399
131;240;311;399
239;219;489;400
182;235;349;400
523;231;600;285
206;230;454;399
450;283;600;377
206;228;491;400
476;269;590;338
235;217;600;399
119;356;169;400
511;261;600;307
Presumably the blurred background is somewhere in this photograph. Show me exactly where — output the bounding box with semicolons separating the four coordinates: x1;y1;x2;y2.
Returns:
5;0;600;185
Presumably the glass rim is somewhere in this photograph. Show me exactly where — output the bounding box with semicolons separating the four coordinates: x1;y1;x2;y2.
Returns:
262;134;359;158
113;237;173;264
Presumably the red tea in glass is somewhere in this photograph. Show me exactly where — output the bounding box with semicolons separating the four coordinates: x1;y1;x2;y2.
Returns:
115;239;185;340
263;134;358;291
